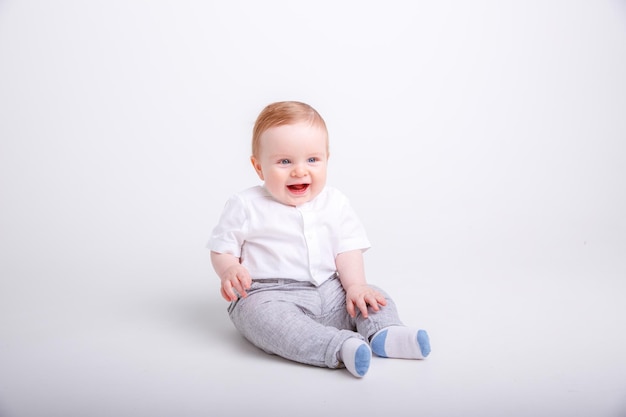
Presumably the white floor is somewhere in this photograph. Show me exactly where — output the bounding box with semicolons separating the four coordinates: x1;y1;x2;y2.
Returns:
1;243;625;417
1;1;626;416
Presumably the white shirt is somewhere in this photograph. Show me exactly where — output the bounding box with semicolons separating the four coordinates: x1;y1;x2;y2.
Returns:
207;185;370;286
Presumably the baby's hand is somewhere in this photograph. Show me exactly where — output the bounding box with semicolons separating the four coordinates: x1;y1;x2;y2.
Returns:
345;284;387;319
219;264;252;302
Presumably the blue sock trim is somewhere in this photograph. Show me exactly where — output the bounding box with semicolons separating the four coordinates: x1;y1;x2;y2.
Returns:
370;329;388;358
417;330;431;357
355;344;371;376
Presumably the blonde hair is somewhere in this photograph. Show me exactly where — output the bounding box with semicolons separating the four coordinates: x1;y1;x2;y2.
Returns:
252;101;328;157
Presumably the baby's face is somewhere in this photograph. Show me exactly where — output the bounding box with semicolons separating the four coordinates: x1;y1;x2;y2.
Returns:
251;122;329;206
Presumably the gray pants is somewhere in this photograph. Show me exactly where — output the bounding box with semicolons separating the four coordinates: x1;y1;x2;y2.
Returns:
228;274;404;369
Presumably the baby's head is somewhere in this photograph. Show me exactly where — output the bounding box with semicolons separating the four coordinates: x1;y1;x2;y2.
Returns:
251;101;330;206
252;101;328;158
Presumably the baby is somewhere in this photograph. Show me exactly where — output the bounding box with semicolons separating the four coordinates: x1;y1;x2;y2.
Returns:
207;101;430;377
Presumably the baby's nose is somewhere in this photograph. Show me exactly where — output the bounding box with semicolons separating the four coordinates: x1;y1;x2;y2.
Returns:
291;165;307;177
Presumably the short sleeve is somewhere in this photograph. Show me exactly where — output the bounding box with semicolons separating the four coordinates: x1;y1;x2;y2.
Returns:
206;194;248;257
334;191;371;254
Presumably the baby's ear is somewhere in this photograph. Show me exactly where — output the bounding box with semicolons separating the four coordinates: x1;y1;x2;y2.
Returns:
250;156;264;180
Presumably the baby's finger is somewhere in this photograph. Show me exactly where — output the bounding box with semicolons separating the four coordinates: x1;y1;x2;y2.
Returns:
230;278;247;298
356;298;369;318
221;281;236;302
375;292;387;307
220;286;230;301
241;271;252;289
237;280;249;298
346;300;356;318
366;294;380;312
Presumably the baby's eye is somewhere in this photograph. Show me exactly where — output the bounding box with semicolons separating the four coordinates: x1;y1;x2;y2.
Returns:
307;157;318;163
279;159;291;165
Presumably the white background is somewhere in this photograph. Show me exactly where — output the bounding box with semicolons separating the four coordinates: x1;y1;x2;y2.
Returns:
1;1;625;416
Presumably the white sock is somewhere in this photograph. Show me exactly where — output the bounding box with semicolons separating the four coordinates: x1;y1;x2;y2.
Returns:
339;338;371;377
370;326;431;359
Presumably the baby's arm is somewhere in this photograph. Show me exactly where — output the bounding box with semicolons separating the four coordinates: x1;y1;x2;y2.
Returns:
335;250;387;318
210;251;252;302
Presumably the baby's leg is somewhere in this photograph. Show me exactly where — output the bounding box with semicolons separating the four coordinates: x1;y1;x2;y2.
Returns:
229;280;366;371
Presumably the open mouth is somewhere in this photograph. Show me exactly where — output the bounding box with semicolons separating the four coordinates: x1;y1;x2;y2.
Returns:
287;184;310;194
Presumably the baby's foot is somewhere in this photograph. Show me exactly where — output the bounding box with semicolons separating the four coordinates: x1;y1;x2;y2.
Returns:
370;326;431;359
340;337;371;377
